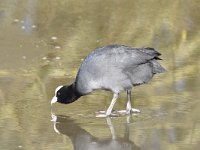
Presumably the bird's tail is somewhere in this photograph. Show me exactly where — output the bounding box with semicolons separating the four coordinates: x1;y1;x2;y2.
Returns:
151;60;166;74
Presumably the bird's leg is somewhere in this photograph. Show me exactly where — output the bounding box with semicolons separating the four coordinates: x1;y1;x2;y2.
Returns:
96;93;119;117
106;93;119;116
126;90;132;114
118;90;140;115
127;90;140;114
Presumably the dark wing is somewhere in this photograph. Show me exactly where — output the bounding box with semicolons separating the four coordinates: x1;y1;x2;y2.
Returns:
91;45;161;68
137;47;162;60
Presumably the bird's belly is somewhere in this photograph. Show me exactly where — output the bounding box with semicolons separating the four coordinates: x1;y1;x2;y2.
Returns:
99;76;133;93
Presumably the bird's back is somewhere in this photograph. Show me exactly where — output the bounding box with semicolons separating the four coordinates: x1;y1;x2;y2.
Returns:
75;45;165;94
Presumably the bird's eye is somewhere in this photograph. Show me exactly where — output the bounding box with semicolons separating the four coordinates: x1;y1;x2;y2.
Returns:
57;92;61;96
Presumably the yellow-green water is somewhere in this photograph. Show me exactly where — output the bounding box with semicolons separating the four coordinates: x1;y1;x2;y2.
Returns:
0;0;200;149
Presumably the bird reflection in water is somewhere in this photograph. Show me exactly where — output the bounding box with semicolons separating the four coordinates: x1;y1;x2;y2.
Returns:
51;113;140;150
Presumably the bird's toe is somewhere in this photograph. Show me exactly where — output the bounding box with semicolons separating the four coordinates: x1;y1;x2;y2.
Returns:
96;113;108;118
131;108;141;113
95;110;120;117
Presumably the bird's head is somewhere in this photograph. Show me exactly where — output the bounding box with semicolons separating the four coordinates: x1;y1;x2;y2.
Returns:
51;84;81;105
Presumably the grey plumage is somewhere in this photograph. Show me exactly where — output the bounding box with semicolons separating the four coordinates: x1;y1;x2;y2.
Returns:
75;45;165;95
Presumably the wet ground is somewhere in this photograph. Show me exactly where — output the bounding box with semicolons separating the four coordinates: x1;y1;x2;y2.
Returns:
0;0;200;149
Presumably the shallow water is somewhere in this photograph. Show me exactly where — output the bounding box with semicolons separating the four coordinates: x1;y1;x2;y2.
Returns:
0;0;200;149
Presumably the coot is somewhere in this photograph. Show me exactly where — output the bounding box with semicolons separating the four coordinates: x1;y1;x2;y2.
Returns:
51;45;165;116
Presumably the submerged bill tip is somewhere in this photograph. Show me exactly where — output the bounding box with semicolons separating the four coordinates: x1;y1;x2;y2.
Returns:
51;96;57;105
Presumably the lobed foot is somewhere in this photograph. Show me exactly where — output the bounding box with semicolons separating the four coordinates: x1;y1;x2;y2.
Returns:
95;110;119;118
131;108;141;113
118;108;141;115
95;108;140;117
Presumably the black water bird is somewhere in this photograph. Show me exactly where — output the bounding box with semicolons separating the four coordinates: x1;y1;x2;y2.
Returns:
51;45;165;117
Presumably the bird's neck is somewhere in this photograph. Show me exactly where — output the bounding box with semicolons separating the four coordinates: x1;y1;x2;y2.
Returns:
71;83;82;99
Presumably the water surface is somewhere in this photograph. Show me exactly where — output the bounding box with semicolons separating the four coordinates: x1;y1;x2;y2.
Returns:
0;0;200;149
